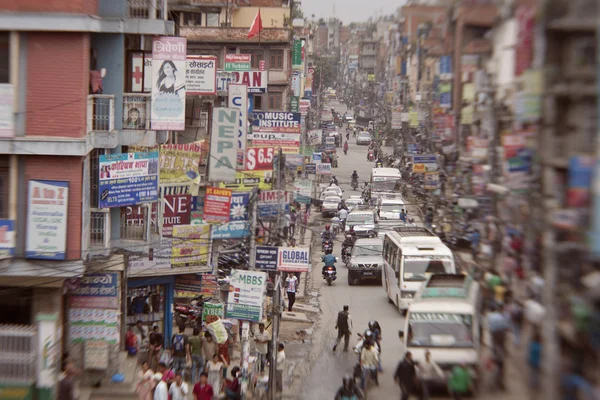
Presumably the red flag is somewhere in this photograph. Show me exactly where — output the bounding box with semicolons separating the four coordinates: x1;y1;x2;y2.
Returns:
248;9;263;39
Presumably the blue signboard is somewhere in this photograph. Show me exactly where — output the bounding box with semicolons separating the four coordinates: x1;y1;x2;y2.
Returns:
230;193;249;221
0;220;15;258
99;152;159;208
413;155;437;164
255;246;279;271
211;221;250;239
312;153;322;162
250;112;301;133
440;55;452;75
407;144;419;155
305;163;316;175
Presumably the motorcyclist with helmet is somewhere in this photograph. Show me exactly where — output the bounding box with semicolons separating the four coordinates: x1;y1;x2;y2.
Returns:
334;375;364;400
322;252;337;276
322;225;334;244
351;171;359;189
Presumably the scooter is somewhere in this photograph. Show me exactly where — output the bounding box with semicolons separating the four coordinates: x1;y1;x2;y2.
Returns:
351;178;359;190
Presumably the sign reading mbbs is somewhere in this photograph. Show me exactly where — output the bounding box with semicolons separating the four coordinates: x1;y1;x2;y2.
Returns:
26;180;69;260
228;84;248;170
98;152;159;208
226;270;267;322
209;108;240;183
246;147;274;170
278;247;310;272
186;55;217;95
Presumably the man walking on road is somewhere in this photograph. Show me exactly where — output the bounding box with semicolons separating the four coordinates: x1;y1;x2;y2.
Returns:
333;305;352;352
394;352;418;400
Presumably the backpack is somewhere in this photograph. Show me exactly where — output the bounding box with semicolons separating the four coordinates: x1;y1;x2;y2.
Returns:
173;334;185;352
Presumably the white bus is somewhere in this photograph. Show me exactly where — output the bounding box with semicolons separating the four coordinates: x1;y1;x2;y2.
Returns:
370;168;402;195
382;227;456;313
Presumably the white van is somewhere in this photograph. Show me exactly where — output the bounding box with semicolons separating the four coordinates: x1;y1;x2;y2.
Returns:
399;274;482;392
345;207;378;237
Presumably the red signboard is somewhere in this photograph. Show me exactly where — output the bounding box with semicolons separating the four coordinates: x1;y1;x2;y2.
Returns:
163;194;192;237
225;54;251;63
203;187;232;223
246;147;274;171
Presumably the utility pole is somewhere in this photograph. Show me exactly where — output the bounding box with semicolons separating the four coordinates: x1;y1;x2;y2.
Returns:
240;187;259;400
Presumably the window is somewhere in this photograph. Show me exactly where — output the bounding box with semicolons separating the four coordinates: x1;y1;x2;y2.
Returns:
254;95;264;110
206;12;220;27
269;50;284;70
268;94;282;110
183;12;203;26
226;46;237;54
0;33;8;83
120;206;148;240
128;51;152;93
248;50;264;69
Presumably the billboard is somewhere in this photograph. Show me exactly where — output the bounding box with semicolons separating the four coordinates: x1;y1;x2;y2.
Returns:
257;189;289;218
250;112;301;133
171;224;211;268
69;273;119;309
98;151;159;208
277;247;310;272
250;132;301;149
159;143;203;184
203;187;232;223
162;194;192;237
151;37;187;131
226;270;267;322
26;180;69;260
255;246;279;271
228;84;248;170
209;108;239;183
0;220;15;259
246;147;274;171
186;56;217;95
210;221;250;239
218;170;273;192
224;54;251;72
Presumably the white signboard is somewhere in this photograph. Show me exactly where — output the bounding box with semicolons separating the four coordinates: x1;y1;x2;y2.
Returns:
26;180;69;260
228;84;248;170
316;163;332;175
277;247;310;272
209;108;239;183
226;270;267;322
186;55;217;95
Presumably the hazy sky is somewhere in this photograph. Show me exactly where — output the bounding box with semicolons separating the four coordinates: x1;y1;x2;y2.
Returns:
299;0;405;23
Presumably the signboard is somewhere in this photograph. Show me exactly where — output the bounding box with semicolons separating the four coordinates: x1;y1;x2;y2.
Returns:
0;220;15;259
84;341;110;370
202;303;225;322
175;274;202;298
26;180;69;260
290;96;299;113
312;153;322;163
291;72;301;96
200;274;219;297
0;385;33;400
228;84;248;170
232;71;267;93
162;194;192;237
250;132;301;149
159;143;203;184
305;163;316;174
0;84;14;138
69;309;119;344
251;112;301;133
224;54;251;72
210;221;250;239
255;246;279;271
131;53;152;93
412;155;438;173
294;179;312;204
218;170;273;192
229;193;249;221
316;163;332;175
171;224;211;268
246;147;274;171
151;36;187;131
257;190;289;218
209;108;239;183
391;110;402;129
292;40;302;69
203;187;232;223
69;273;119;309
186;56;217;95
299;99;310;116
226;270;267;322
277;247;310;272
567;156;593;208
424;172;440;190
98;151;159;208
216;71;235;93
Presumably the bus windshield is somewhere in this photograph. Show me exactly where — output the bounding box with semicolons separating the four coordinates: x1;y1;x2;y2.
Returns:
372;177;401;192
402;256;453;281
407;312;473;348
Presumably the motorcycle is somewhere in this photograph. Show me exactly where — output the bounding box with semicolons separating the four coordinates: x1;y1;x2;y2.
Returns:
174;302;202;328
342;245;353;266
323;265;337;286
322;239;334;254
351;178;359;190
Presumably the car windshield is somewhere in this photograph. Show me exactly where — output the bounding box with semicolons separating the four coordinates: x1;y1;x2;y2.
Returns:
324;196;340;203
352;244;382;257
381;204;404;212
407;313;474;348
347;214;374;224
372;178;401;192
402;257;454;281
347;200;362;205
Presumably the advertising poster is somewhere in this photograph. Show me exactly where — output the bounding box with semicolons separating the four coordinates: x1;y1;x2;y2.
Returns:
0;84;14;138
200;274;219;297
218;170;273;192
123;95;148;130
159;143;203;184
230;193;249;221
26;180;69;260
202;303;225;323
151;37;187;131
413;155;438;173
391;110;402;129
174;274;203;298
210;221;250;239
224;54;251;72
424;172;440;190
567;156;593;208
162;194;192;237
69;273;119;309
299;99;310;116
232;71;267;93
316;163;332;175
186;56;217;95
439;83;452;108
409;112;419;127
226;270;267;322
502;133;532;192
0;220;15;259
255;246;279;271
467;137;490;160
209;108;240;183
277;247;310;272
99;151;159;208
228;84;248;170
171;224;211;268
257;190;289;218
246;147;275;171
203;187;232;223
69;308;120;344
294;179;312;204
251;112;301;133
305;163;316;175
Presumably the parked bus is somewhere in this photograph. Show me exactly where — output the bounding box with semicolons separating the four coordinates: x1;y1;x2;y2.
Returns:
382;227;456;314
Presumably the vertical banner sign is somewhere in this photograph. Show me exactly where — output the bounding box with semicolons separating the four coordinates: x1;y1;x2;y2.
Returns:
186;55;217;95
290;97;299;113
228;84;248;170
209;108;240;183
203;187;232;223
224;54;251;72
291;72;301;97
151;37;187;130
226;270;267;322
26;180;69;260
292;40;302;70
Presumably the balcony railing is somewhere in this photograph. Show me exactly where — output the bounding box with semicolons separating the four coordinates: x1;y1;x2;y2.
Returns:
87;95;115;133
90;209;110;248
179;27;290;43
123;94;151;130
128;0;165;19
0;325;36;384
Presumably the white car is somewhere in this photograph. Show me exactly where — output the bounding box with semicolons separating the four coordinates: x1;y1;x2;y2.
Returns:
322;196;341;217
346;198;364;212
378;199;406;220
321;185;343;198
356;132;372;145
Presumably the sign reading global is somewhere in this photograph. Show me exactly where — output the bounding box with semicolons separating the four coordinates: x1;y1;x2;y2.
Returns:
250;112;301;133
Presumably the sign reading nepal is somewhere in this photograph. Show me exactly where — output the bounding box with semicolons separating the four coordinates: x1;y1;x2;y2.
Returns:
251;112;301;133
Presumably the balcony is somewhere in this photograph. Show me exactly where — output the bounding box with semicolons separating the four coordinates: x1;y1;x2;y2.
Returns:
87;95;118;149
180;27;290;43
128;0;166;19
122;94;159;147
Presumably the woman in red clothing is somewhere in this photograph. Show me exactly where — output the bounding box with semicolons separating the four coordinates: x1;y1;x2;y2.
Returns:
193;372;214;400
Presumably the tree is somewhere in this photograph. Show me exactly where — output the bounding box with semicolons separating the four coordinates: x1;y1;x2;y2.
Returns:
311;54;339;90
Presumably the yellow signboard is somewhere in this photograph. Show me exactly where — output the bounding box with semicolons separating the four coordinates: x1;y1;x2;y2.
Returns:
367;74;375;82
413;163;427;173
218;170;274;192
409;112;419;128
171;224;211;267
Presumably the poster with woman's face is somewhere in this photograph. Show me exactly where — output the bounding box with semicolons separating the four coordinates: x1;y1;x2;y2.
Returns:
150;37;187;131
123;97;147;130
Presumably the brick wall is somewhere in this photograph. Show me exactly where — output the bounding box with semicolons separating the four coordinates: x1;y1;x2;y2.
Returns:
26;33;89;139
24;156;83;261
1;0;97;14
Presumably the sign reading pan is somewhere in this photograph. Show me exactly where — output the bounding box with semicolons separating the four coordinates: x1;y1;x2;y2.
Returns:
216;70;268;94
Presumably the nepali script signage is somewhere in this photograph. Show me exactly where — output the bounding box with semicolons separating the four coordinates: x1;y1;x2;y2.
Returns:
186;55;217;95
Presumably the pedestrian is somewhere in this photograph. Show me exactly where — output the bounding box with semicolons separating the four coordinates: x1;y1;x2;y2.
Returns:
360;340;379;391
171;324;189;376
206;354;227;400
193;372;214;400
333;305;352;352
126;324;139;356
134;320;149;348
505;299;524;346
224;366;241;399
169;372;189;400
285;272;298;312
57;362;79;400
487;304;509;352
447;362;472;400
253;323;271;372
289;208;297;238
283;212;291;239
157;362;174;384
148;325;164;371
527;330;542;394
136;361;155;400
470;229;481;261
275;343;286;393
399;209;407;222
394;352;418;400
417;350;444;400
188;328;204;384
153;372;168;400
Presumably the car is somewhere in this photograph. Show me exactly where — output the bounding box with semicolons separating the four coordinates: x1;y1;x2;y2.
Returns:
378;198;406;220
347;238;384;285
345;208;378;237
322;196;341;217
346;198;364;212
356;132;372;145
321;185;343;198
